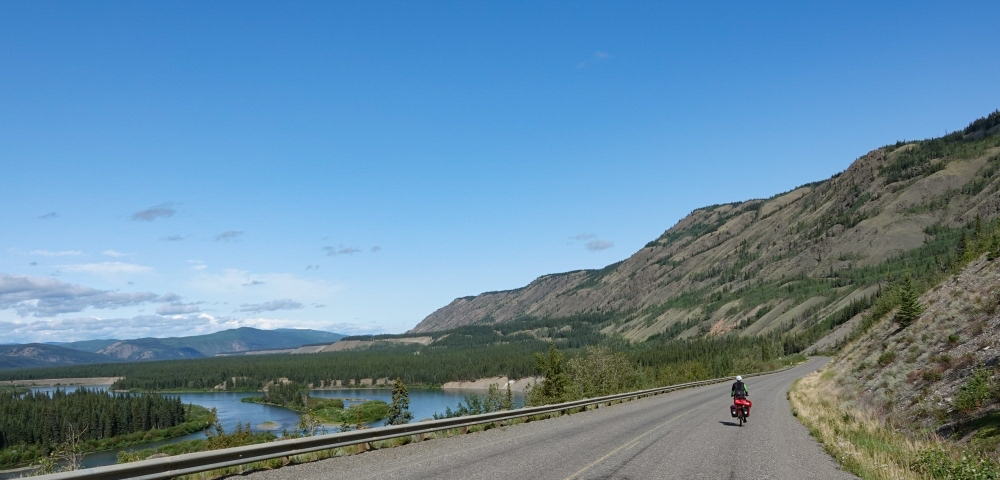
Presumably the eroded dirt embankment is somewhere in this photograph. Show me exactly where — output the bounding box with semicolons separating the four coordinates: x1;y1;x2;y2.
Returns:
0;377;122;386
440;376;538;393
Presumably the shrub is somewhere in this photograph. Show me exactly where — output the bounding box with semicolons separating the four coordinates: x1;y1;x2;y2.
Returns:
878;351;897;366
954;369;993;413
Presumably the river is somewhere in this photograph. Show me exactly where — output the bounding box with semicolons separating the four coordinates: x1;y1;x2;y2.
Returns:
4;386;523;474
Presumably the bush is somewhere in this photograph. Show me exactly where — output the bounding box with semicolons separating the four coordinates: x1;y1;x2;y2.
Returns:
878;351;897;367
912;448;1000;479
955;369;994;414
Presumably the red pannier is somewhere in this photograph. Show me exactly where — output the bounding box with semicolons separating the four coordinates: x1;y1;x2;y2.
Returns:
730;397;752;417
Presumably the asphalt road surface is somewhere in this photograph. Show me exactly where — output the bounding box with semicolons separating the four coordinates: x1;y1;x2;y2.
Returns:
246;357;857;480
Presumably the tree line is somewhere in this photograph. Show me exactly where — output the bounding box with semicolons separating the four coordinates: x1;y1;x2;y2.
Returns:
0;388;194;468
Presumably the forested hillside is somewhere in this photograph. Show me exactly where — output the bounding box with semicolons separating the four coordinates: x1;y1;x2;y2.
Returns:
413;111;1000;349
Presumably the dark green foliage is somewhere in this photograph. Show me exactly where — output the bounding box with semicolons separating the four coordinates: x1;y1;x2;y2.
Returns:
527;344;568;405
955;369;994;414
0;389;195;468
962;109;1000;136
882;115;1000;185
385;378;412;426
565;346;643;399
262;381;304;409
894;276;924;327
118;418;277;464
433;383;513;419
912;448;1000;479
340;400;389;425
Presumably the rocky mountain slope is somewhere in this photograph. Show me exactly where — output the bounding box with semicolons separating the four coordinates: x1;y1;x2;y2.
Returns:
816;250;1000;458
412;112;1000;343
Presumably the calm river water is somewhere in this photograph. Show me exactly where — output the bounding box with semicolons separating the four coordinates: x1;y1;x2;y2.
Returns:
12;386;523;471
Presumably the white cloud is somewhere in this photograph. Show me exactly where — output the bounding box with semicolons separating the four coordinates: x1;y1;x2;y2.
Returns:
29;250;84;257
60;262;153;275
102;250;134;257
0;274;160;318
156;303;201;315
0;313;237;343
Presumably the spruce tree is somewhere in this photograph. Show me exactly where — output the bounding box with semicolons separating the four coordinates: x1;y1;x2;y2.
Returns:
385;378;412;426
895;276;923;327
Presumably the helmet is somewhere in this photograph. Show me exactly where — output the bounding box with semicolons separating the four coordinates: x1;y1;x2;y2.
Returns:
735;375;743;381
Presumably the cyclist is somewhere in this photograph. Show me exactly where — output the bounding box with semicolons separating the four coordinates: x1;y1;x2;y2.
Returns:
731;375;752;420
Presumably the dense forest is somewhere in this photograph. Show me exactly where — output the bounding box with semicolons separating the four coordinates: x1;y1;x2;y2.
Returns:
0;388;202;468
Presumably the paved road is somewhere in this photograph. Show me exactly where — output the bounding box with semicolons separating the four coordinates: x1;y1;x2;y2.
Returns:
246;357;856;480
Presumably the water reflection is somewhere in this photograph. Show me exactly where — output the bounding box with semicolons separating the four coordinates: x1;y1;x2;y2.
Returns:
7;386;524;472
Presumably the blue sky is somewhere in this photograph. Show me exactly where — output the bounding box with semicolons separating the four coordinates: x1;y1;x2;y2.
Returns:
2;1;998;343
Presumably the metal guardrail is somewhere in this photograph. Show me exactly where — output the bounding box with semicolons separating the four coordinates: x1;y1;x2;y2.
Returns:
36;366;790;480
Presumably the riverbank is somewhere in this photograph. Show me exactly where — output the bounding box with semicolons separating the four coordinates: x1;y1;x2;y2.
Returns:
0;377;122;387
441;376;538;393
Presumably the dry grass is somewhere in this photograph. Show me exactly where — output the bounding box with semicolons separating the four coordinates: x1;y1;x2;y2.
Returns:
790;368;1000;480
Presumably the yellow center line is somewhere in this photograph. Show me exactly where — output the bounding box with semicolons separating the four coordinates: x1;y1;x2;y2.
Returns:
563;401;711;480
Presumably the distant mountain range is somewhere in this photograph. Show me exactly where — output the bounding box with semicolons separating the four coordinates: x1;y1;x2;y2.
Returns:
0;327;344;369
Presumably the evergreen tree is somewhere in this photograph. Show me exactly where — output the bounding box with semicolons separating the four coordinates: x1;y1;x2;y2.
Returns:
957;231;968;260
895;276;924;327
527;344;568;405
385;378;412;426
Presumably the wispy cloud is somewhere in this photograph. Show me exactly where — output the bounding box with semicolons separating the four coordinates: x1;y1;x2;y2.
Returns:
131;203;175;222
0;274;160;317
576;51;612;69
305;265;320;270
238;299;304;314
39;212;58;220
161;234;185;241
323;245;361;256
585;240;614;251
215;230;244;242
29;249;84;257
60;262;153;276
187;269;343;306
370;246;382;253
102;250;134;258
570;233;597;241
242;280;265;286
